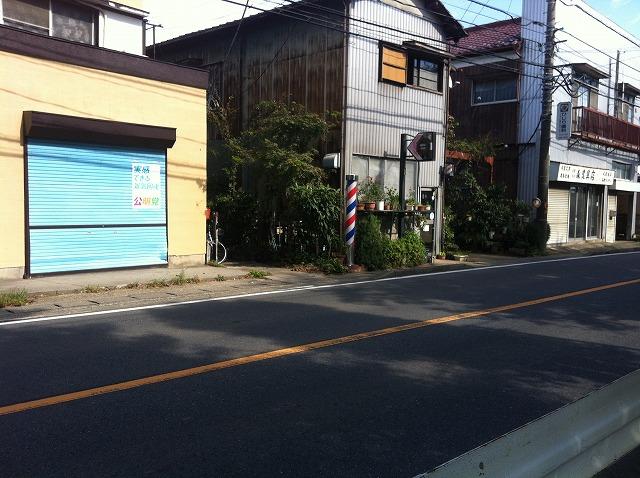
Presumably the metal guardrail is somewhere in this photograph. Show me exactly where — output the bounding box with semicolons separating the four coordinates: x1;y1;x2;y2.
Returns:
416;369;640;478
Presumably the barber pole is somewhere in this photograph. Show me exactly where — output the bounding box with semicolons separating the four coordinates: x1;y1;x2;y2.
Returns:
345;175;358;266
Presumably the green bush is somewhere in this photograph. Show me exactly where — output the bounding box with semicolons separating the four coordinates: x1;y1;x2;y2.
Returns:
210;189;259;257
285;184;342;256
399;231;426;267
527;221;551;254
355;215;387;270
355;216;426;270
315;257;348;274
383;238;406;269
445;167;539;253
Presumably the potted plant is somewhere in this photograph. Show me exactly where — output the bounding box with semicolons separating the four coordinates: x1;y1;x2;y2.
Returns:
371;182;385;211
359;177;383;211
385;187;399;211
405;191;416;211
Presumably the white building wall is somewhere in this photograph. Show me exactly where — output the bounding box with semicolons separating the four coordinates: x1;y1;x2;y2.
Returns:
519;0;640;204
100;10;144;55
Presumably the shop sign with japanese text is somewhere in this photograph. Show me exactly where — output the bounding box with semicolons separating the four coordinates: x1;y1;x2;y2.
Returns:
556;164;614;185
132;163;162;208
556;102;572;140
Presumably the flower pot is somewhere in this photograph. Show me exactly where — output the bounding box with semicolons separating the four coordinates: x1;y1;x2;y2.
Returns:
365;201;376;211
384;203;391;211
417;205;427;212
356;204;365;211
425;205;432;211
377;200;385;211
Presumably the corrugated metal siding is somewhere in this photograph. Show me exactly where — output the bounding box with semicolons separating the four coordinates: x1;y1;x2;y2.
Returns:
27;140;167;274
548;186;569;244
344;0;448;188
606;192;617;243
517;0;546;204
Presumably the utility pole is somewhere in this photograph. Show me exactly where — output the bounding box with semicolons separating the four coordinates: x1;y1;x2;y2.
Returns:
535;0;556;248
145;23;163;59
613;50;621;118
607;59;612;114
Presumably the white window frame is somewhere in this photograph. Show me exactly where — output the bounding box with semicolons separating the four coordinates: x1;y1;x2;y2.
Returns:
351;154;419;199
612;161;633;181
407;55;443;93
623;93;636;124
471;77;518;106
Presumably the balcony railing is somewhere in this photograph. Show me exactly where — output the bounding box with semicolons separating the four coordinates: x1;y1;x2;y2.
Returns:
572;106;640;154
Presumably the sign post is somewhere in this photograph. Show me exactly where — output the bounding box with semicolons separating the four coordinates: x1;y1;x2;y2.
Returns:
556;102;572;141
407;132;436;162
399;132;437;237
344;175;358;267
398;134;410;237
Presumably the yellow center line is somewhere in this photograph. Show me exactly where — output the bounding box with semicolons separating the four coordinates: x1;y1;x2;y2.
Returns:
2;277;639;417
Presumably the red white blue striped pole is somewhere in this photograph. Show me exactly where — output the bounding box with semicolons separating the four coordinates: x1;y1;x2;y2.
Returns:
345;174;358;267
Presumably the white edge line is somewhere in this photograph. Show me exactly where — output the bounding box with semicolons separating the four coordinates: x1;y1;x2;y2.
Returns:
2;250;640;327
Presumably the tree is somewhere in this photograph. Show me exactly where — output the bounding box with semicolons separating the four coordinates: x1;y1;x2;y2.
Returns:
209;100;341;259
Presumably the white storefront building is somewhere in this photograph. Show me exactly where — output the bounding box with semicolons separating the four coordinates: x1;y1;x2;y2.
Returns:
519;0;640;243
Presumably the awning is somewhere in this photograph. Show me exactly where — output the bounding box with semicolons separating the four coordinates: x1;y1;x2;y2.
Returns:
611;179;640;192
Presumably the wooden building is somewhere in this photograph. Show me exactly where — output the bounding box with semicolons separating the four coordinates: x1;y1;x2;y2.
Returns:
151;0;465;253
449;18;522;198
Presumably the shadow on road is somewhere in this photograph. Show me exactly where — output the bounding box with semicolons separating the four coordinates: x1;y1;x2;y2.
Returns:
1;271;640;477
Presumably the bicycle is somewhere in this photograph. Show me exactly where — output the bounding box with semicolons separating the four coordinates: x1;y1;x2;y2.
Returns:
206;211;227;265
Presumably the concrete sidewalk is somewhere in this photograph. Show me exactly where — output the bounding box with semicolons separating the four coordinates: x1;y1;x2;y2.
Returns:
0;263;284;295
1;240;638;322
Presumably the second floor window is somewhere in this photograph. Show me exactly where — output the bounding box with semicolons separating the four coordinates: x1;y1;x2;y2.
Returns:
380;43;443;92
612;161;633;180
573;72;599;110
2;0;97;45
409;56;441;91
472;78;517;105
621;93;636;124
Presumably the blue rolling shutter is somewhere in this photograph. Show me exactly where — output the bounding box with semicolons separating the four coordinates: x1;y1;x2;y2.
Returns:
27;139;168;274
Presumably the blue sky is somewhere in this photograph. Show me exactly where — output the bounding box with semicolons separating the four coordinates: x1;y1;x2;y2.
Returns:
442;0;640;34
145;0;640;44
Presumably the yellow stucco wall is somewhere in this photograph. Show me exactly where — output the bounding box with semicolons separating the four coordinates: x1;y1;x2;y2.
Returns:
0;50;207;275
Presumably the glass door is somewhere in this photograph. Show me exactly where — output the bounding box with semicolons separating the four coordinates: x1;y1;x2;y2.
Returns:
569;186;587;239
586;186;602;239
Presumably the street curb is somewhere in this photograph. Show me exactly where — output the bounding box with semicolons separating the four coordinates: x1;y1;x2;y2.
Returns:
2;246;639;316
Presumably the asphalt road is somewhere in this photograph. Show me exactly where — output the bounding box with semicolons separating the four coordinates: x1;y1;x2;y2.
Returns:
1;252;640;477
